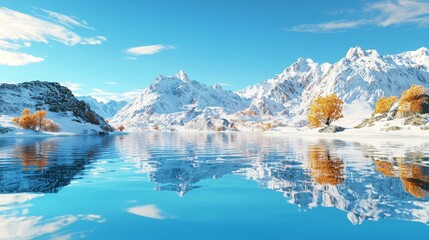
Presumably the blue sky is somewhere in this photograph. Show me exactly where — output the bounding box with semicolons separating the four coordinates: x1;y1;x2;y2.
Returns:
0;0;429;102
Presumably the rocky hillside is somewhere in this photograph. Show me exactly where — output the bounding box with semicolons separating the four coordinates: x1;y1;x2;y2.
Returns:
0;81;112;134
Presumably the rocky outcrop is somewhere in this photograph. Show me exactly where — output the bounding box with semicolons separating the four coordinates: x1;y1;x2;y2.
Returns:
0;126;14;134
0;81;113;131
319;125;345;133
356;97;429;130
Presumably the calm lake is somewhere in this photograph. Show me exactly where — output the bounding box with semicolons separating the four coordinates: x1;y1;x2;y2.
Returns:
1;132;429;239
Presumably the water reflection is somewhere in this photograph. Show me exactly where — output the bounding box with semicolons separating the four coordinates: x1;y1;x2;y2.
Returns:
0;137;115;239
116;133;429;226
0;137;114;193
374;157;429;198
308;143;344;185
1;132;429;236
0;193;105;239
115;133;253;196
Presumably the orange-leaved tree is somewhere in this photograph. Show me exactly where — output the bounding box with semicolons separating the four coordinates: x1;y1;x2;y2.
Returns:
308;94;343;127
13;109;61;132
397;85;428;117
374;96;398;114
13;108;37;130
33;109;47;131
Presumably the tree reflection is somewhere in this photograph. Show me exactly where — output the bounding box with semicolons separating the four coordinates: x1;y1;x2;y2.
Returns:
0;137;113;193
308;143;344;185
13;140;58;170
374;160;395;177
398;162;429;198
374;157;429;198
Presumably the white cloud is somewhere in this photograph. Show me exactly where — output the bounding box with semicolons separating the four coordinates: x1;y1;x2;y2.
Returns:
126;44;175;56
291;0;429;32
0;50;44;66
82;36;107;45
127;205;166;220
61;82;85;92
0;7;106;66
89;88;143;102
37;8;94;30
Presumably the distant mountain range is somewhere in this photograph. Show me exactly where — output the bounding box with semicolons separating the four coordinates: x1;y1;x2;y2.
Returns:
77;96;127;119
110;47;429;130
1;47;428;132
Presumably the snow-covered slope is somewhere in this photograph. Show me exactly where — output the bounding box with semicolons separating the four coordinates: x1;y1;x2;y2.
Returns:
110;71;249;130
238;47;429;126
0;81;112;136
77;96;127;119
111;47;429;131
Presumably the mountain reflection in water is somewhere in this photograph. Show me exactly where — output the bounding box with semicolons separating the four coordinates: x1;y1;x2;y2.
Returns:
116;133;429;226
1;132;429;230
0;136;114;193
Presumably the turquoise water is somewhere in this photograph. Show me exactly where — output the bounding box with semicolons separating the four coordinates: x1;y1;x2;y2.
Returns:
1;133;429;239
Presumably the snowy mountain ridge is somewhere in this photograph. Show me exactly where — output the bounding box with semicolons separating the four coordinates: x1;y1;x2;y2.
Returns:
110;47;429;130
77;96;127;119
110;70;249;130
238;47;429;122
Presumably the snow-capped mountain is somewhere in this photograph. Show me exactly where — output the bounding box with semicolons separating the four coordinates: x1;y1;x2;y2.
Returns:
77;96;127;119
111;47;429;130
110;71;249;130
239;47;429;125
0;81;112;134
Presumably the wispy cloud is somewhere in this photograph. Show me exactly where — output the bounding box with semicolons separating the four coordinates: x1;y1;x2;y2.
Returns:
291;0;429;32
61;82;85;92
126;44;175;56
82;36;107;45
37;8;94;30
0;49;44;66
89;88;143;102
0;7;106;66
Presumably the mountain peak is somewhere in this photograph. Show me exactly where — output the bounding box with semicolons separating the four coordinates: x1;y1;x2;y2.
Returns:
346;47;379;60
175;70;190;82
415;47;429;55
288;57;315;72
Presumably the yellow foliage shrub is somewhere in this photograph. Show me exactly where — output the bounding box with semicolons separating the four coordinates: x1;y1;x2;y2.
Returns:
262;122;274;131
374;96;398;114
117;125;125;132
13;109;61;132
14;109;37;130
308;94;343;127
33;110;47;130
41;119;61;132
398;85;428;117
